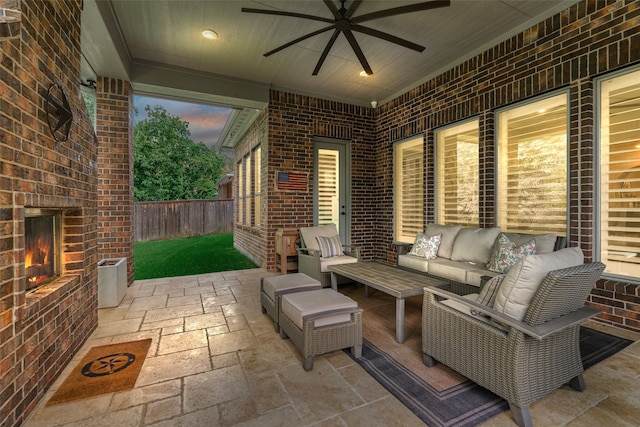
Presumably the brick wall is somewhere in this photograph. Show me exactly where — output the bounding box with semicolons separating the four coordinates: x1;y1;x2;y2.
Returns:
235;0;640;333
95;77;135;285
373;0;640;333
0;1;100;426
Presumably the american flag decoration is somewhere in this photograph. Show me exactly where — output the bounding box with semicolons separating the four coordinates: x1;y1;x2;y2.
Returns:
277;171;308;192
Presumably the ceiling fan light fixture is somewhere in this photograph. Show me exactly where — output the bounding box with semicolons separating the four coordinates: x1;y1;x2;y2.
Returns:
359;70;370;77
202;29;218;40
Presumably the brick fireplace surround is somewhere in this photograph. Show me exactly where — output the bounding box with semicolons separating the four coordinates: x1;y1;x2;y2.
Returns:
1;1;133;426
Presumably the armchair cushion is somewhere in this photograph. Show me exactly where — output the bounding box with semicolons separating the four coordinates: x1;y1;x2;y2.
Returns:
299;223;339;251
408;233;441;259
493;247;584;321
316;235;344;258
486;233;536;273
451;227;501;264
424;223;462;259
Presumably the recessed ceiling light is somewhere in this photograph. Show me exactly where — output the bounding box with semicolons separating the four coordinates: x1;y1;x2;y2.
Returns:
359;71;370;77
202;30;218;40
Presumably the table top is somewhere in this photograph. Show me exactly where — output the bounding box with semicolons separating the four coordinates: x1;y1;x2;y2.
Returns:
328;261;447;298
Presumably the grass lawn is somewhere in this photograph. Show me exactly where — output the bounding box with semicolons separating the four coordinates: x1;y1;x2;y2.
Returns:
134;233;257;280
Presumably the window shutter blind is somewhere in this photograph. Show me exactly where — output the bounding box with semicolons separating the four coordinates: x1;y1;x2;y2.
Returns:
254;147;261;226
317;149;340;227
437;120;479;226
244;154;250;225
394;137;424;243
498;94;567;236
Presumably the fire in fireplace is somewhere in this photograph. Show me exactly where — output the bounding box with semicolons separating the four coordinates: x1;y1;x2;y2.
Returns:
25;209;61;290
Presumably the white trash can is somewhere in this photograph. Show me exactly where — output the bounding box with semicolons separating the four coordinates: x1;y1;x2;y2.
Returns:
97;258;127;308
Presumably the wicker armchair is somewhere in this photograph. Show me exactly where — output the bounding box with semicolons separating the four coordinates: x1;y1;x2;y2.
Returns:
422;262;605;427
297;224;360;287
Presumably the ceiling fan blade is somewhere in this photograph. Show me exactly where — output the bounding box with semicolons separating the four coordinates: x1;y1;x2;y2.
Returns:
352;0;450;24
264;25;335;57
323;0;341;19
313;29;341;75
241;7;334;24
345;0;364;19
351;24;425;52
343;29;373;75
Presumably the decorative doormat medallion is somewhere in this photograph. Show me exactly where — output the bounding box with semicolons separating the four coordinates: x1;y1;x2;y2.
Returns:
47;338;152;405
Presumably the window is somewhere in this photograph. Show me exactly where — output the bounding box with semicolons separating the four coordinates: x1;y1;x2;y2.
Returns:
394;136;424;243
237;160;244;224
599;68;640;278
436;119;479;226
253;146;261;226
497;93;568;235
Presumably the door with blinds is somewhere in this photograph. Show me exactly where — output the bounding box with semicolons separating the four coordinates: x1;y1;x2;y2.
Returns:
314;138;350;244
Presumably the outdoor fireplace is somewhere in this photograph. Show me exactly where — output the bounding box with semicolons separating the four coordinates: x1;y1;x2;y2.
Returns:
25;208;61;291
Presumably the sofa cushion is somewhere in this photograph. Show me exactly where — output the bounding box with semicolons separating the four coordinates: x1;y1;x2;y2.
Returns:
492;247;584;321
451;227;501;264
316;235;344;258
428;259;479;284
299;223;338;252
503;232;557;255
486;233;537;273
465;269;500;287
398;254;430;273
409;233;441;259
424;224;462;259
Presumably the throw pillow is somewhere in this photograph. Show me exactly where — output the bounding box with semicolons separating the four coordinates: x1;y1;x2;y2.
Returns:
486;233;536;273
471;274;505;316
492;247;584;321
409;233;441;259
316;235;344;258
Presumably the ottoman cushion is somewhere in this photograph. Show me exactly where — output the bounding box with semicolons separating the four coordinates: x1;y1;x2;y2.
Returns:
262;273;321;300
282;289;357;328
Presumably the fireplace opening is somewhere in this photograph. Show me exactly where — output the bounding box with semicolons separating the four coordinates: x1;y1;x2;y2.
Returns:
25;208;61;291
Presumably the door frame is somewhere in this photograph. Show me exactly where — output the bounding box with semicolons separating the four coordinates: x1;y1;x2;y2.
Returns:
313;137;352;245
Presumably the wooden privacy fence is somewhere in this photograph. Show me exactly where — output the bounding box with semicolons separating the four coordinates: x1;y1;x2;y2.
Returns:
134;199;234;242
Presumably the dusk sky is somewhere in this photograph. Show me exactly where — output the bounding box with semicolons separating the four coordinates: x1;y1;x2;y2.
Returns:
133;95;233;150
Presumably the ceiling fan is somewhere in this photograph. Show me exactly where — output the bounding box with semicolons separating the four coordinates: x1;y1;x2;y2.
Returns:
242;0;451;76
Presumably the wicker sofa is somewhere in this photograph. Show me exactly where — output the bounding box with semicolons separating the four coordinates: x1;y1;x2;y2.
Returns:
422;250;605;427
396;224;566;288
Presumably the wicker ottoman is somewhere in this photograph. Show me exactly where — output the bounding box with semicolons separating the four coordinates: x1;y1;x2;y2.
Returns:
260;273;322;332
279;288;363;371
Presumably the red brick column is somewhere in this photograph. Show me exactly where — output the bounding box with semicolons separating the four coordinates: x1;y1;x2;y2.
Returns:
95;78;135;285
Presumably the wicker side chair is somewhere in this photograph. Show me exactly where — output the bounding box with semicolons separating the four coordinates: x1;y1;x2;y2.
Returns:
297;224;360;287
422;262;605;427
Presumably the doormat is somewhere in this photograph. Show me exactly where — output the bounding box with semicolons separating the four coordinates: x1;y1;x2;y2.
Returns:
47;338;152;405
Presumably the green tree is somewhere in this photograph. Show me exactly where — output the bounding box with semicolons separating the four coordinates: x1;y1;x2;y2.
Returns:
134;105;226;201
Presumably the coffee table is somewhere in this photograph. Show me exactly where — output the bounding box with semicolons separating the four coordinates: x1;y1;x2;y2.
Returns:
328;262;447;343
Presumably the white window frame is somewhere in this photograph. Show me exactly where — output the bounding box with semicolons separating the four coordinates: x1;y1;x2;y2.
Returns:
496;92;569;236
393;135;424;244
253;146;261;227
596;66;640;280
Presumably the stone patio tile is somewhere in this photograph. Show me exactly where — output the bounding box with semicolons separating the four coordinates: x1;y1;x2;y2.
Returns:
136;347;212;387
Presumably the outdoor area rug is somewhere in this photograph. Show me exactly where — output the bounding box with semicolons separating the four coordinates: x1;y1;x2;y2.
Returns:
346;328;633;427
47;338;152;405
